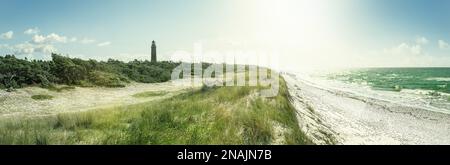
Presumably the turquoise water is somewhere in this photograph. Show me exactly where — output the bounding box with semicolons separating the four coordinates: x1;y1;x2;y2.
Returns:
327;68;450;95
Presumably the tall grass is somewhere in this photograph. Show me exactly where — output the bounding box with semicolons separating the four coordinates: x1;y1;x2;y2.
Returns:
132;91;167;98
47;85;76;92
0;77;312;145
31;94;54;100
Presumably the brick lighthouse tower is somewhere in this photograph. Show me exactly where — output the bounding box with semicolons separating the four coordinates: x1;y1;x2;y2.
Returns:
151;40;157;63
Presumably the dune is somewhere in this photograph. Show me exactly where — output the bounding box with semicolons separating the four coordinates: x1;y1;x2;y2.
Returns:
0;81;194;118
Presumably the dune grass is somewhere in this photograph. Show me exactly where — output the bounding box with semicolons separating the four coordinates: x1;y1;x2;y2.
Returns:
47;85;76;92
0;77;312;145
132;91;167;98
31;94;54;100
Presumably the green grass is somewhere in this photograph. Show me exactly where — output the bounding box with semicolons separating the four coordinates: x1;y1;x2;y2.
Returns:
306;104;315;113
427;91;442;97
31;94;54;100
132;91;167;98
318;129;337;145
88;71;128;88
393;85;402;92
47;86;76;92
0;77;312;145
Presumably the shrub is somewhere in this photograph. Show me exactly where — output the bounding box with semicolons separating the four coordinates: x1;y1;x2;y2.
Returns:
428;91;441;97
37;74;51;88
31;94;54;100
0;54;180;89
47;85;75;92
132;91;167;98
54;112;93;130
88;71;127;88
393;85;402;92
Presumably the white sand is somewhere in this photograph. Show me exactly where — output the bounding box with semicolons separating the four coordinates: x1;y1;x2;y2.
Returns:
0;81;196;118
284;73;450;145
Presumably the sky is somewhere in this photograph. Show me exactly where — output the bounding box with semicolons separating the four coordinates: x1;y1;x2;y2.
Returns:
1;0;450;70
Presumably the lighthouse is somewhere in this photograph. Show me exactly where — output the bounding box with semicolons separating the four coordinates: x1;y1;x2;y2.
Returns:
151;40;157;63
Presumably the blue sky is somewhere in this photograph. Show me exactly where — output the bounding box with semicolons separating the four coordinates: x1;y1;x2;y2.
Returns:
1;0;450;68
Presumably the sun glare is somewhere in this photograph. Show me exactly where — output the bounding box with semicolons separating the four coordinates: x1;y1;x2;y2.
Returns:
247;0;349;69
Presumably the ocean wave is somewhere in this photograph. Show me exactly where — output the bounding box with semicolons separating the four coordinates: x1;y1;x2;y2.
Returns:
426;77;450;81
310;74;450;113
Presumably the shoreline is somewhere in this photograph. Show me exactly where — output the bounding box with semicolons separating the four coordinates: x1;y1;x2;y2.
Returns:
284;73;450;144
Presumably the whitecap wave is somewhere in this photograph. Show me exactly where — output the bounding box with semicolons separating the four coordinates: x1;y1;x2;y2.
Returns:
426;77;450;81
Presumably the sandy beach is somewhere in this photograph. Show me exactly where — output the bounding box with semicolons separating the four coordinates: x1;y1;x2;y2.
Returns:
284;73;450;145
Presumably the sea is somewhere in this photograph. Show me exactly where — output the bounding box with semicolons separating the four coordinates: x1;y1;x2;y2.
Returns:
297;67;450;114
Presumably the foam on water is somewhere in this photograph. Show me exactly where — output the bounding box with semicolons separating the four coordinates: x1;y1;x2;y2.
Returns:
292;69;450;114
426;77;450;81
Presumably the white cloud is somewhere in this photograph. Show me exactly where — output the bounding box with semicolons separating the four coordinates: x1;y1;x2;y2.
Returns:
32;35;46;43
415;36;429;45
43;33;67;43
361;38;450;67
438;40;449;49
13;43;35;54
24;27;40;35
1;31;13;40
35;44;57;54
80;38;96;44
387;43;423;56
32;33;67;44
70;37;77;42
0;44;8;49
117;53;151;61
1;28;102;57
11;43;57;55
97;41;111;47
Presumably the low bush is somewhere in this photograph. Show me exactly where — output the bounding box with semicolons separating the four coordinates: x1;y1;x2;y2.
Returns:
31;94;54;100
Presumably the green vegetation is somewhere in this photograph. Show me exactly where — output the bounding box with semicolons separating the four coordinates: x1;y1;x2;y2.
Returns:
31;94;54;100
0;78;312;145
1;54;311;144
0;54;179;90
318;129;337;145
393;85;402;92
306;104;315;113
47;85;76;92
427;90;441;97
132;91;168;98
